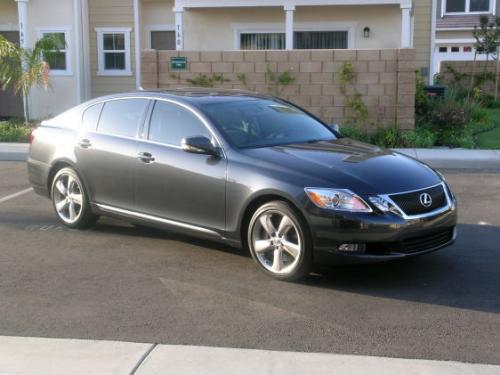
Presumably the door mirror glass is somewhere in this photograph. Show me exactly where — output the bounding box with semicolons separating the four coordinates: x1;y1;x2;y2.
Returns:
181;136;219;156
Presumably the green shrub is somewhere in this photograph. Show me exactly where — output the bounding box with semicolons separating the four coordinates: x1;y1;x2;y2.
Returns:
370;127;401;148
0;119;33;142
400;128;437;148
340;125;371;143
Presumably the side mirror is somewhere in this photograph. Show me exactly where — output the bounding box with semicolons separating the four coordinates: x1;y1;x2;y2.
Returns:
181;136;220;156
330;123;341;134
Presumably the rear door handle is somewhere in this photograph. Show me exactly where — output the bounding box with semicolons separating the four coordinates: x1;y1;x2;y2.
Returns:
78;139;92;149
137;151;155;163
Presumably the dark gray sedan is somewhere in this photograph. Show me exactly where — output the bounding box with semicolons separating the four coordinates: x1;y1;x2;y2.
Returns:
28;89;457;281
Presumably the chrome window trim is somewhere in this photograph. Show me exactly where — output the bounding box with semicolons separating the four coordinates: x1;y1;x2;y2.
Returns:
81;95;227;158
376;182;453;220
95;203;222;237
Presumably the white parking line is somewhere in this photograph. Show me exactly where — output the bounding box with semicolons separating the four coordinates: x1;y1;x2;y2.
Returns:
0;188;33;204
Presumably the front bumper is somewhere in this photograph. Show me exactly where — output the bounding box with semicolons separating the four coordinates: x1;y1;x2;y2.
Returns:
308;200;458;265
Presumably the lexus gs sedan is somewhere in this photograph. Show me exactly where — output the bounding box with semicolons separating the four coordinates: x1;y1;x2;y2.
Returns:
28;89;457;281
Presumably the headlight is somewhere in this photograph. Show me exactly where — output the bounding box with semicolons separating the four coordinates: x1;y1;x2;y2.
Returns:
305;188;372;212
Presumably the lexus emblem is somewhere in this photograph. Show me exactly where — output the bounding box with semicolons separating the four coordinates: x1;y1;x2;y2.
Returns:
419;193;432;208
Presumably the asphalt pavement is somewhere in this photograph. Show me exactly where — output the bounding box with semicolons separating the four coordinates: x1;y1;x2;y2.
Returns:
0;161;499;365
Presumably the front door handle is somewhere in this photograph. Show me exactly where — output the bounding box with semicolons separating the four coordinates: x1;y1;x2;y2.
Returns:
78;139;92;149
137;151;155;163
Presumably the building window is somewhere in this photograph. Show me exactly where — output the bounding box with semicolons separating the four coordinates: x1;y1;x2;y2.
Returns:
95;27;132;76
439;46;448;53
464;46;473;52
37;28;71;76
451;46;460;52
151;31;175;50
295;31;348;49
240;33;285;50
445;0;491;14
239;30;349;50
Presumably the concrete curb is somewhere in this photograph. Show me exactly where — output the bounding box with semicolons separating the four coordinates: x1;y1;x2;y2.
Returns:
0;142;29;161
1;143;500;169
0;336;499;375
394;148;500;169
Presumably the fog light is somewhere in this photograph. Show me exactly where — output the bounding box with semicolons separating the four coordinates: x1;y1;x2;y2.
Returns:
338;243;365;253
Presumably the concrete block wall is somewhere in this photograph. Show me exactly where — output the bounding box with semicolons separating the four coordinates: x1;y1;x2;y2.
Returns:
441;61;499;97
142;48;416;130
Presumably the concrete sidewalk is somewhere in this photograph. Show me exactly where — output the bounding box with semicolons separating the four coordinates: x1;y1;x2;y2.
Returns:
1;142;500;169
1;336;499;375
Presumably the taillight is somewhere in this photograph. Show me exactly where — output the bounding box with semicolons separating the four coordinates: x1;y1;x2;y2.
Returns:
28;128;35;144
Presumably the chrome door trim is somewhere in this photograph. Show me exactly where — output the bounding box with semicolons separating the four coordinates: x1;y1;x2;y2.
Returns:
95;203;222;237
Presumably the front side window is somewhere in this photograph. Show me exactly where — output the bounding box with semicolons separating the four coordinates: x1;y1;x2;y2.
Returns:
96;28;131;75
148;101;211;146
97;99;149;138
446;0;490;13
39;30;70;75
201;98;336;148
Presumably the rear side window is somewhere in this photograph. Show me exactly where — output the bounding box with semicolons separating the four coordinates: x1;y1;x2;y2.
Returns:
82;103;103;131
148;100;210;146
97;99;149;138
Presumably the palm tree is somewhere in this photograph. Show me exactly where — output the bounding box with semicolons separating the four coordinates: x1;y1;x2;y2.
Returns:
0;35;60;123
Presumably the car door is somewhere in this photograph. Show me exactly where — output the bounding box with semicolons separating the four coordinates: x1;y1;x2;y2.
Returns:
135;99;226;233
75;98;150;209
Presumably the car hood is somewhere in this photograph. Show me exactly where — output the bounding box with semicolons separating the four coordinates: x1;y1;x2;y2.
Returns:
240;138;441;194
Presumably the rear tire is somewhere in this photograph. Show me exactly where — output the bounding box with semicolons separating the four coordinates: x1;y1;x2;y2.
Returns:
247;201;312;281
51;167;98;229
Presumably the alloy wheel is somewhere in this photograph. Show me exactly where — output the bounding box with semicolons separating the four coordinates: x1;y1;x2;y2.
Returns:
53;173;84;224
251;210;302;275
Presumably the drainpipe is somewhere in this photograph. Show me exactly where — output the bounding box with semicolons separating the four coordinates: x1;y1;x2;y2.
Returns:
430;0;437;85
80;0;91;100
133;0;141;89
73;0;83;104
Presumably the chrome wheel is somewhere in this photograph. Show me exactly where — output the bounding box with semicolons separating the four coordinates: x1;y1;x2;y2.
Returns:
251;210;302;275
53;172;84;224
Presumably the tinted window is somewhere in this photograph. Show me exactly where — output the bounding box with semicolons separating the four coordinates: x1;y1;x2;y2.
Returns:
148;101;210;146
97;99;149;138
201;98;335;148
82;103;103;131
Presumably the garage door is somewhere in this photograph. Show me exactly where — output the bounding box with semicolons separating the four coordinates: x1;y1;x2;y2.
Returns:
0;31;23;119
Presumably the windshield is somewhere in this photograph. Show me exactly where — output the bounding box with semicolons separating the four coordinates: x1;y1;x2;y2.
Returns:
200;98;336;148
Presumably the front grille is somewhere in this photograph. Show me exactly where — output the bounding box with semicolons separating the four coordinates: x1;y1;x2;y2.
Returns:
389;184;447;216
401;228;454;253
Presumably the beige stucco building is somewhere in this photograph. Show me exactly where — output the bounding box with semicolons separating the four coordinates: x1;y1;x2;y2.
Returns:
1;0;433;119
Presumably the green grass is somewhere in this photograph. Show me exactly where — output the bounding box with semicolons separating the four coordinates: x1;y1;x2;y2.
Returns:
474;109;500;149
0;118;34;142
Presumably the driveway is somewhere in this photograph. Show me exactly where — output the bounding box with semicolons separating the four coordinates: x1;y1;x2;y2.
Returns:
0;162;499;364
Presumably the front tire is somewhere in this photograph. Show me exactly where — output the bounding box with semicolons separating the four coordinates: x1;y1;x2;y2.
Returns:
51;167;98;229
247;201;312;281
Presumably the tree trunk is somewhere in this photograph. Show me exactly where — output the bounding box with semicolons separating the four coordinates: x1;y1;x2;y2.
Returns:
22;90;29;124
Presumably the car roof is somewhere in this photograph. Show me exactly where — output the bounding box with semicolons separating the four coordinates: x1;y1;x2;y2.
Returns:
93;88;276;107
